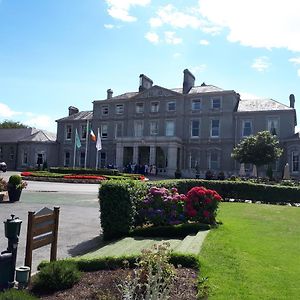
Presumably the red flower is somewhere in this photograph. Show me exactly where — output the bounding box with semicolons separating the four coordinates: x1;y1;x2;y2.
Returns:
204;197;212;204
21;172;32;176
203;210;210;218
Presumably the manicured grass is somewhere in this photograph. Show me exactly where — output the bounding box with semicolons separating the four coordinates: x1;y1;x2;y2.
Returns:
199;202;300;299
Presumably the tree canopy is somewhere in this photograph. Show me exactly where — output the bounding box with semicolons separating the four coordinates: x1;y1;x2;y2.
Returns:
231;131;283;166
0;120;28;128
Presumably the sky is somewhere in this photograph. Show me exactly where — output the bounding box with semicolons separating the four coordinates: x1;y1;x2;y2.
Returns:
0;0;300;133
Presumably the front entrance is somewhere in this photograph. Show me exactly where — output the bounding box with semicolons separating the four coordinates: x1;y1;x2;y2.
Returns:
138;147;150;165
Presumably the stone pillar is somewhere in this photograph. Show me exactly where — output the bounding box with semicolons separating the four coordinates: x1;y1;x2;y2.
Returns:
167;145;177;176
133;145;138;164
115;144;124;170
149;145;156;166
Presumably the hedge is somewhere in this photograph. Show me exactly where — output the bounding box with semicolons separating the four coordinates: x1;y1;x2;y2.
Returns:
99;179;300;240
49;167;119;176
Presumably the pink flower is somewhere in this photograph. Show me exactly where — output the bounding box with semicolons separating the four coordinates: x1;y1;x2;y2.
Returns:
203;210;210;218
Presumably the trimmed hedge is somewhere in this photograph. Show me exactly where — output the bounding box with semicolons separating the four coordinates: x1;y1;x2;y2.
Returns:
99;179;300;240
49;167;119;176
99;180;147;240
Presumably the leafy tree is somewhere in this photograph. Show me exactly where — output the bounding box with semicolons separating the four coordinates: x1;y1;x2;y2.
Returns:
231;131;283;167
0;120;28;128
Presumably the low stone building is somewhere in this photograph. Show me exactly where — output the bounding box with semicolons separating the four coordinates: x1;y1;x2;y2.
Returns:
0;128;57;170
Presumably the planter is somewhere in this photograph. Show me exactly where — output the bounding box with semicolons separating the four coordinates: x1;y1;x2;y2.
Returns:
8;188;22;202
0;191;8;202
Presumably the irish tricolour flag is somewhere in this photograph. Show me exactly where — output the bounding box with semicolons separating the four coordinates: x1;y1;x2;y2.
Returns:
90;129;96;142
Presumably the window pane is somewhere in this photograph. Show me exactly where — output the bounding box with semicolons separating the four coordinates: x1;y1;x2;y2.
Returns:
191;120;200;137
267;118;279;135
192;99;201;110
211;120;220;137
243;121;252;136
210;152;219;170
135;121;143;137
292;152;299;172
102;106;109;115
165;121;175;136
116;104;124;114
167;101;176;111
151;102;159;112
150;121;158;135
212;98;221;109
101;124;108;138
136;103;144;113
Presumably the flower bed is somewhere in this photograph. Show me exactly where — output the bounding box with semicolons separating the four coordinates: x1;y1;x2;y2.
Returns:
138;186;222;227
63;175;107;180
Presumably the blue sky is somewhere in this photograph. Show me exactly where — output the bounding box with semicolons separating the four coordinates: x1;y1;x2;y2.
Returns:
0;0;299;133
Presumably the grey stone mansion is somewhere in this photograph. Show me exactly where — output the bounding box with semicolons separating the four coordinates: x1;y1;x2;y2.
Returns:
1;69;300;178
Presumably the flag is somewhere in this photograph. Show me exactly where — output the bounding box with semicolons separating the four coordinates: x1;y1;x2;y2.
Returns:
90;129;96;142
96;128;102;151
75;129;81;148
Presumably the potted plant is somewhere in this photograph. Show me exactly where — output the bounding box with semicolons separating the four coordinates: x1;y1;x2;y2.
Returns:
7;175;27;202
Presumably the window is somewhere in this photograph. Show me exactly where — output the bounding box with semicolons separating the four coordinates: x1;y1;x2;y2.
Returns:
66;125;72;140
136;103;144;113
212;97;221;109
101;105;109;116
192;99;201;110
292;151;299;172
134;121;144;137
242;120;252;137
165;120;175;136
191;120;200;137
9;147;14;160
267;118;279;135
151;102;159;112
209;152;219;170
101;124;108;138
116;104;124;114
211;119;220;137
80;124;87;140
150;121;159;135
115;123;123;138
22;151;28;165
167;101;176;111
100;152;106;168
64;152;70;167
36;153;44;165
80;151;85;168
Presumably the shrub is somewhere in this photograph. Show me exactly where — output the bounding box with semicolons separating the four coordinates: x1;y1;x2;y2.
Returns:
31;260;81;292
137;187;186;226
185;186;222;224
8;175;27;190
0;289;38;300
99;180;147;240
49;167;119;176
118;243;175;300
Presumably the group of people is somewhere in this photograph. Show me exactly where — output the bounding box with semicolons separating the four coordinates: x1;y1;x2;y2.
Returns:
124;163;157;175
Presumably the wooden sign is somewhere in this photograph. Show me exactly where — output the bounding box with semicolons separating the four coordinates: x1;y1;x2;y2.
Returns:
24;206;60;278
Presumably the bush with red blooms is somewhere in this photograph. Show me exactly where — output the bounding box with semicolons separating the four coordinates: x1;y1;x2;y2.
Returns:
20;172;33;176
185;186;222;224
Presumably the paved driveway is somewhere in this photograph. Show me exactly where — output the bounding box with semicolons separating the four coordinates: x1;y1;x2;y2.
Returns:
0;174;102;272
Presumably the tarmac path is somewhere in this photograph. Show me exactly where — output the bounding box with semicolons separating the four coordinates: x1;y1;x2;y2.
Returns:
0;172;101;273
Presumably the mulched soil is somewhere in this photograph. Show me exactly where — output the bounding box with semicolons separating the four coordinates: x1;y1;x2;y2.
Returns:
33;268;198;300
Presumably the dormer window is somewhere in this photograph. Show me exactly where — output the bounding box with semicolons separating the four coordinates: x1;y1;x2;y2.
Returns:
167;101;176;112
136;103;144;113
116;104;124;114
151;102;159;112
212;97;221;109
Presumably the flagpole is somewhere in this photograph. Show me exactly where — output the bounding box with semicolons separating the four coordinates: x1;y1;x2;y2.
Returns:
73;129;77;169
84;120;89;169
96;150;99;170
95;127;102;170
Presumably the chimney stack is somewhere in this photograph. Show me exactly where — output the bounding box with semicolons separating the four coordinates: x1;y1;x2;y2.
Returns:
68;106;79;116
107;89;113;99
289;94;295;108
183;69;195;94
139;74;153;92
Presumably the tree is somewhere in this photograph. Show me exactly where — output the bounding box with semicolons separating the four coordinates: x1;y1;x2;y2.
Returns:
0;120;28;128
231;131;283;167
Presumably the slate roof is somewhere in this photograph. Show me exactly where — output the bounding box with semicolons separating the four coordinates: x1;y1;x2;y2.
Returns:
172;85;224;94
56;111;93;122
237;98;293;112
0;128;56;143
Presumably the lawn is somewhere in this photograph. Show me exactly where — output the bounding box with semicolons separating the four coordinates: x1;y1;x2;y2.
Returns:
199;202;300;299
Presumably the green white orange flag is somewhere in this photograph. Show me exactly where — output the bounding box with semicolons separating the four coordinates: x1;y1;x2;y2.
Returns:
90;129;96;142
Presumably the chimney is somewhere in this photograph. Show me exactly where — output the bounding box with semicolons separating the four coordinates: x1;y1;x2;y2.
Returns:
289;94;295;108
107;89;113;99
68;106;79;116
139;74;153;92
183;69;195;94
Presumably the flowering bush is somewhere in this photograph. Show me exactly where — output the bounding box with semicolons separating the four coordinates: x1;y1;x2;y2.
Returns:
21;171;33;176
138;187;187;226
185;186;222;224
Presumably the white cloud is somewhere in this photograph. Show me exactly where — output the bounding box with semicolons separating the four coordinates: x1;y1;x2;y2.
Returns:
190;64;207;74
104;24;115;29
289;57;300;76
173;52;181;59
145;32;159;44
251;56;270;72
25;115;52;130
199;39;210;46
105;0;150;22
198;0;300;52
0;103;21;118
164;31;182;45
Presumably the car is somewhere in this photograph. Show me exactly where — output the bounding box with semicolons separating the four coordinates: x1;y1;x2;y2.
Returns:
0;162;7;172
